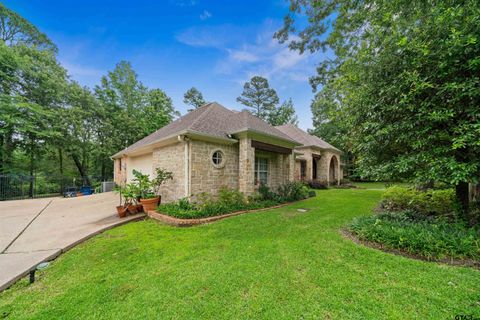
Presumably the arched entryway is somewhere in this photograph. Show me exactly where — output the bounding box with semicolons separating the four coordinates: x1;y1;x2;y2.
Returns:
329;155;339;185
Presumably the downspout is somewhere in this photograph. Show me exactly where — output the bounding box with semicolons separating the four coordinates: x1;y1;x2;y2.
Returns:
183;136;190;198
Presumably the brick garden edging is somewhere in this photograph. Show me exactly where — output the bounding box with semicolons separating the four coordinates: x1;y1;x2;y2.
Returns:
147;203;293;227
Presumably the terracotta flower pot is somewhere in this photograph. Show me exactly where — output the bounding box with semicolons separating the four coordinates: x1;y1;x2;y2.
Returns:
127;204;138;214
140;196;161;212
116;205;127;218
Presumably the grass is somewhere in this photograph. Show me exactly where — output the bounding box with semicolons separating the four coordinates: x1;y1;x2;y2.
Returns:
1;189;479;319
352;181;412;189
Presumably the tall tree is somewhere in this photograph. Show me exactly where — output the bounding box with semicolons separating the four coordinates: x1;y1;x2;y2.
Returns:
0;3;56;51
183;87;206;111
268;98;298;126
142;89;179;135
276;0;480;220
237;76;279;121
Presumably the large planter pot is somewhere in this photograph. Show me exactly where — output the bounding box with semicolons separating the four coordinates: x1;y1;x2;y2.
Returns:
127;203;138;214
140;196;160;212
116;205;128;218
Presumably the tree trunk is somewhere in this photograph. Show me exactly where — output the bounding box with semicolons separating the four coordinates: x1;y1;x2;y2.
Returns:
456;181;470;223
72;154;91;186
101;159;106;182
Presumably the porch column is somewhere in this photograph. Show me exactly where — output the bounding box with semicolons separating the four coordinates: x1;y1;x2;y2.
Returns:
288;151;295;181
239;137;255;196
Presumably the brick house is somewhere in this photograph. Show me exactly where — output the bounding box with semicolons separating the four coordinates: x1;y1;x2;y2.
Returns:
112;102;341;203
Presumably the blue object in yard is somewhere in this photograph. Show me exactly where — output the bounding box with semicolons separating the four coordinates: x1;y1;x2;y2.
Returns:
80;186;93;195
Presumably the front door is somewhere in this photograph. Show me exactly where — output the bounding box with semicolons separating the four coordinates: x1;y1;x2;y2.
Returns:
312;158;317;180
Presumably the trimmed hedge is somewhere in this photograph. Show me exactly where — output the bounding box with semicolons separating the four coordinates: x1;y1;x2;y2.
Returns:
381;186;457;217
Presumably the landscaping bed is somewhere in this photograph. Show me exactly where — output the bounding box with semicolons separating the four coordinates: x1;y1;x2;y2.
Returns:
156;182;313;220
347;186;480;266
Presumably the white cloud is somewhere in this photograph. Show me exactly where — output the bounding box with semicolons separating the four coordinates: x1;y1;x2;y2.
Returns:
200;10;212;20
228;49;258;62
171;0;196;7
62;61;104;78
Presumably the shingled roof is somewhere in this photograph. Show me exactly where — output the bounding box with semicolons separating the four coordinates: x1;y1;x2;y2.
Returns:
112;102;298;158
275;124;341;152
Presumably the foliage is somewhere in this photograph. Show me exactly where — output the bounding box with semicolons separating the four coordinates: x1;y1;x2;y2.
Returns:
237;76;279;121
0;3;56;51
115;183;139;206
183;87;206;111
0;4;179;189
237;76;298;126
158;184;308;219
276;0;480;217
268;98;298;126
306;180;328;190
276;181;310;202
132;168;173;199
158;188;277;219
349;211;480;261
381;186;457;217
2;189;480;319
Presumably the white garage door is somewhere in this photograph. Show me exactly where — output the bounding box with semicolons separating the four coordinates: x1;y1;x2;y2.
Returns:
127;153;153;182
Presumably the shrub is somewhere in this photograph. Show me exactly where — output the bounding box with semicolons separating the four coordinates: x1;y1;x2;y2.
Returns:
381;186;457;217
276;181;309;202
158;183;309;219
348;211;480;261
308;190;317;198
306;180;328;189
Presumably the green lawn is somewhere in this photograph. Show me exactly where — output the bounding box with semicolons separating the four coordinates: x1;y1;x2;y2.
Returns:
352;181;412;189
1;189;479;319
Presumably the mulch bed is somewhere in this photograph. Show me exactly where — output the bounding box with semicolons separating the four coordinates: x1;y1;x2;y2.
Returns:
341;229;480;269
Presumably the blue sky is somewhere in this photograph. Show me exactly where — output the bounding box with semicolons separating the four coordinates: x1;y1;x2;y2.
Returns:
4;0;327;130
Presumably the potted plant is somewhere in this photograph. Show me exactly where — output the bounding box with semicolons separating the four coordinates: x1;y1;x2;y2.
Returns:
114;186;129;218
134;168;173;212
123;184;138;214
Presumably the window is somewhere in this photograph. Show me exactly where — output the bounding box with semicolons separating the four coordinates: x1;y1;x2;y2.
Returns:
255;157;268;185
300;161;306;179
119;158;122;172
211;150;224;167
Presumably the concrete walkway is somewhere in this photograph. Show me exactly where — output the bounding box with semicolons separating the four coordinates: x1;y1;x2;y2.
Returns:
0;192;145;292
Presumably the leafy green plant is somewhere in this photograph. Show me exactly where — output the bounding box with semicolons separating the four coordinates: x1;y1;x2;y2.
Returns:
132;168;173;199
348;211;480;261
276;181;309;202
381;186;457;217
306;180;328;190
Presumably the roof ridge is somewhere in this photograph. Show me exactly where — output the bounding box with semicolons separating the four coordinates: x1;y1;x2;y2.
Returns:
189;102;225;131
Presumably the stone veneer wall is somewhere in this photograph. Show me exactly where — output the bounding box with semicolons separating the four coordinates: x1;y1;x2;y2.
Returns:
316;151;341;185
189;139;239;198
114;156;128;186
255;150;294;191
292;148;341;185
238;137;255;196
152;142;185;203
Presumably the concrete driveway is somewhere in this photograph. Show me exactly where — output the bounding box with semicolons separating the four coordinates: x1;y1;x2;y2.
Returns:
0;192;144;291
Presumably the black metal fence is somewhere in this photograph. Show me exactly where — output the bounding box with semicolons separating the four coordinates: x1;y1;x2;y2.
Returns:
0;174;112;201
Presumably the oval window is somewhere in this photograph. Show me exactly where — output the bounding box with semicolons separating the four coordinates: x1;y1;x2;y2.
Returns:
212;150;224;167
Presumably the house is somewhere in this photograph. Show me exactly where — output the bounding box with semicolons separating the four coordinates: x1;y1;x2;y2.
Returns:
275;124;342;185
112;102;341;203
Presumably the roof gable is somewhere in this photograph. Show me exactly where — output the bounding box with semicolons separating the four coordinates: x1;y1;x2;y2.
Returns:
275;124;341;152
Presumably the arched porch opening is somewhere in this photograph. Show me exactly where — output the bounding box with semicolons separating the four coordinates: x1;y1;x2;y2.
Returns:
329;155;339;185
